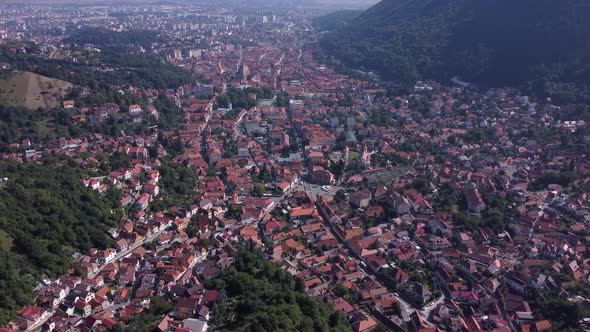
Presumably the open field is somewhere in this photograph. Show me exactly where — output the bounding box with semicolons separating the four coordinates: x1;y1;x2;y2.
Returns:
0;71;73;110
0;229;13;252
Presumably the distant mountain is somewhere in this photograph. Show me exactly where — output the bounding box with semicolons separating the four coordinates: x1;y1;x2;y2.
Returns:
319;0;590;97
313;10;361;31
303;0;379;9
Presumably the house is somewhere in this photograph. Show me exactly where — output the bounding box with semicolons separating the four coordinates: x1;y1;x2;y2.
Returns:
135;193;151;210
533;320;552;332
128;104;143;115
351;311;378;332
176;298;199;319
421;235;452;251
404;282;432;306
96;248;117;264
450;291;479;306
63;100;75;109
504;271;527;294
392;267;410;285
183;318;208;332
384;191;411;215
465;184;486;214
277;181;290;193
11;306;49;330
144;183;160;196
530;273;546;289
119;146;149;160
515;311;534;325
115;239;129;251
350;189;372;208
208;148;222;165
309;169;334;185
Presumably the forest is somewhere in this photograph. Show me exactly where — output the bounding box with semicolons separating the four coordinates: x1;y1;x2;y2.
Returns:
0;39;193;91
207;249;352;332
318;0;590;104
64;27;160;50
215;86;275;110
0;93;183;150
0;157;122;324
312;10;361;32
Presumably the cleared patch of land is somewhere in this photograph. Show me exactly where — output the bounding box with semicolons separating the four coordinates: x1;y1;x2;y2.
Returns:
0;71;73;110
0;229;13;252
348;150;360;161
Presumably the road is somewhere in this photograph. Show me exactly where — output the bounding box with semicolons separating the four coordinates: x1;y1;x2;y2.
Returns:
312;194;425;331
88;228;167;279
528;204;546;241
24;311;55;332
233;108;249;139
292;179;344;201
421;295;445;324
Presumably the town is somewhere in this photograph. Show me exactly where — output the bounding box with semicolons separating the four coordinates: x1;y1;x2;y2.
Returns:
0;2;589;332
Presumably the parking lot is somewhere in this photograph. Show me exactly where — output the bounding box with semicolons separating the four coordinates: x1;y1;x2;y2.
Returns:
291;178;344;201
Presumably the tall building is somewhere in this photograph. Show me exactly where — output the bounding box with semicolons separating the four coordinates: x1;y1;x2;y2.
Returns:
361;144;371;168
189;49;202;58
239;64;250;82
173;49;182;60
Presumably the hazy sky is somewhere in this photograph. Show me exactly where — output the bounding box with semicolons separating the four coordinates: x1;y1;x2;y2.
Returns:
12;0;381;9
304;0;380;7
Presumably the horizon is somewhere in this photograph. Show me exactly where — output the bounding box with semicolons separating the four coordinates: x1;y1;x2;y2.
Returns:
1;0;380;8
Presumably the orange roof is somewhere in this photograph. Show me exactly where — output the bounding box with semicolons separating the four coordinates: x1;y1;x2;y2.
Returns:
289;207;316;218
534;320;552;331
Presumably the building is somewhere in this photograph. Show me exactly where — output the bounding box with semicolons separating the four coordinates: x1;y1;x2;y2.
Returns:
309;169;334;185
465;184;486;214
173;49;182;59
350;189;372;208
63;100;75;109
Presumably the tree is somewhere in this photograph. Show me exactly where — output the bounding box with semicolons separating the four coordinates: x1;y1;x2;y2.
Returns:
0;158;122;324
253;183;265;197
208;250;352;332
335;189;347;203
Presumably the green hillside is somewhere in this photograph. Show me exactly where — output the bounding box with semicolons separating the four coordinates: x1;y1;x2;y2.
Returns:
0;158;122;324
319;0;590;102
208;249;353;332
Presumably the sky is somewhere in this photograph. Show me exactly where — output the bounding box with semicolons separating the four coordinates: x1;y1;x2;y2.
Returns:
13;0;381;9
304;0;380;8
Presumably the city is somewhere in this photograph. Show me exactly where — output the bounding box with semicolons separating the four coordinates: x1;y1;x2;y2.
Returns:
0;1;588;332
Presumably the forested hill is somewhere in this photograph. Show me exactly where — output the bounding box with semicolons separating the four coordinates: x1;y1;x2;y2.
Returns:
319;0;590;101
313;10;361;31
0;158;122;324
207;249;353;332
64;27;160;49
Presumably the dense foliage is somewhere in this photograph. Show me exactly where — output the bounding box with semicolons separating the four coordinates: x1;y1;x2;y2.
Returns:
530;290;587;331
319;0;590;102
153;158;198;210
0;104;74;149
0;42;193;91
216;87;275;110
64;27;160;49
312;10;361;31
0;158;121;324
208;249;352;332
528;171;578;191
116;296;173;332
0;92;182;149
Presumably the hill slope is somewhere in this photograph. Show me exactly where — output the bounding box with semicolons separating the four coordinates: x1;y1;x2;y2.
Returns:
319;0;590;91
0;71;73;110
0;159;121;324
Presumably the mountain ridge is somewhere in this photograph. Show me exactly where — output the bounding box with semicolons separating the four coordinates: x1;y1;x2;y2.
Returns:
319;0;590;95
